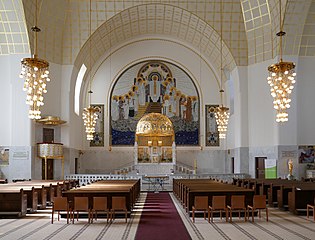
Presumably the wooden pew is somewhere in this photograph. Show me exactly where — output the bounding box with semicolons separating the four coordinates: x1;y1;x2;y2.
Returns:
266;180;305;206
0;189;27;217
187;186;254;213
62;179;140;213
0;186;38;212
270;181;315;208
288;186;315;214
5;180;77;209
9;183;48;209
173;179;254;213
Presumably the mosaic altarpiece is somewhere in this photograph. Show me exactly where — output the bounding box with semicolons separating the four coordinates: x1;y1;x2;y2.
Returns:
110;61;200;146
90;104;105;147
205;105;219;146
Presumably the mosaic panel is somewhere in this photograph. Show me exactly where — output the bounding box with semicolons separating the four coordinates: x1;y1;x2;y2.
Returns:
110;60;200;146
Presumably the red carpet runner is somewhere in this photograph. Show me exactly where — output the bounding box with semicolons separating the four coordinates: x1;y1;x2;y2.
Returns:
135;192;191;240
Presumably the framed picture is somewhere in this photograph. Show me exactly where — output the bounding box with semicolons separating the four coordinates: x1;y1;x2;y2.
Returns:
298;145;315;163
0;147;9;165
205;105;219;146
90;104;104;147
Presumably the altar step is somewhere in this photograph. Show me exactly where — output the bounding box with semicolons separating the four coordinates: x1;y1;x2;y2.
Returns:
146;102;162;113
134;103;149;119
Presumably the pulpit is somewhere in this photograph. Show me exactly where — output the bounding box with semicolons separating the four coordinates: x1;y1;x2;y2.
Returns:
37;143;64;180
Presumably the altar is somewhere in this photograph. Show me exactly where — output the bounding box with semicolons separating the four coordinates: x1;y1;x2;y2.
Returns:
134;113;176;175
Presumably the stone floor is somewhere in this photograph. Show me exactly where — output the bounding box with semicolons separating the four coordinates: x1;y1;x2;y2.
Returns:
0;193;314;240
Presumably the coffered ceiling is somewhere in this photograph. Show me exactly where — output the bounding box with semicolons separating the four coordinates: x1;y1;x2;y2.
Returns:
0;0;314;70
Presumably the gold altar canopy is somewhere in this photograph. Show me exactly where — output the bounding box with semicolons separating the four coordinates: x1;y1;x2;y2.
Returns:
135;113;175;164
136;113;174;146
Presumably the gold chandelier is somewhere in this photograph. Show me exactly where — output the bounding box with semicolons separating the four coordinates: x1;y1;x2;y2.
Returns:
215;94;230;139
19;0;49;120
215;0;229;139
83;93;99;141
83;0;99;141
267;0;296;123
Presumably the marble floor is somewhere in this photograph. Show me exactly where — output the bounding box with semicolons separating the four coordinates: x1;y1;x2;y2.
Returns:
0;193;314;240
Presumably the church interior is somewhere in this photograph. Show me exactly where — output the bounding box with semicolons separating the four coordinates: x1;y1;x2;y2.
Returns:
0;0;315;239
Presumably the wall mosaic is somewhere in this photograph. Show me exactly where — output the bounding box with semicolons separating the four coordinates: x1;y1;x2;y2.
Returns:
298;145;315;164
0;147;9;165
205;105;219;146
90;104;104;147
110;61;200;146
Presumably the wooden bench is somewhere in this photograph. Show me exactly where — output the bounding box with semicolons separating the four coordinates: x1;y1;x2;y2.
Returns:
270;182;315;208
0;189;27;217
173;179;254;214
0;186;38;212
62;180;140;213
265;180;310;206
9;183;48;209
288;186;315;215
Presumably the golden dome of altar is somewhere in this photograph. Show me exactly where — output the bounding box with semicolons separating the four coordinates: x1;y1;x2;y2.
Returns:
136;113;174;136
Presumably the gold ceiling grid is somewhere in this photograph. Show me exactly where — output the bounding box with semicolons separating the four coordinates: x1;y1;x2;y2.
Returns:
241;0;272;65
74;4;236;86
282;0;313;57
300;0;315;56
40;0;66;64
49;0;247;68
1;0;314;67
269;0;312;59
0;0;29;55
23;0;39;56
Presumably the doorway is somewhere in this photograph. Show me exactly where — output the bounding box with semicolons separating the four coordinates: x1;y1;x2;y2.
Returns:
231;157;234;174
42;159;54;180
255;157;267;179
43;128;54;142
42;128;55;179
75;158;78;174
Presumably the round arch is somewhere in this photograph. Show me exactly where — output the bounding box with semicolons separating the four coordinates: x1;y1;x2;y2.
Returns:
73;4;237;96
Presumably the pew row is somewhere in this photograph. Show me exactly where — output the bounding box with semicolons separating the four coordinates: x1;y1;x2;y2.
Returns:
288;186;315;215
62;179;140;213
173;179;254;214
0;189;27;217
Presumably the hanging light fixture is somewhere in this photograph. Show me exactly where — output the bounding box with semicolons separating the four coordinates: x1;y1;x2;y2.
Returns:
83;91;99;141
267;0;296;123
83;0;99;141
215;0;230;139
19;0;50;120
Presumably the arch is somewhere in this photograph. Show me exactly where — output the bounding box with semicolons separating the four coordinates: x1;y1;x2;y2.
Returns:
73;4;237;92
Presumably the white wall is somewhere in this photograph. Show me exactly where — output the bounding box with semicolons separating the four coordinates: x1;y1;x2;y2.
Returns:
40;63;62;117
10;54;32;146
248;59;278;147
0;55;12;146
297;56;315;145
0;54;34;181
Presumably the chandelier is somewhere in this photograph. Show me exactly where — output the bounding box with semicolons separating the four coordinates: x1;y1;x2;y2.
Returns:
215;0;229;139
215;103;230;139
19;1;49;120
83;94;99;141
267;0;296;123
83;0;99;141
